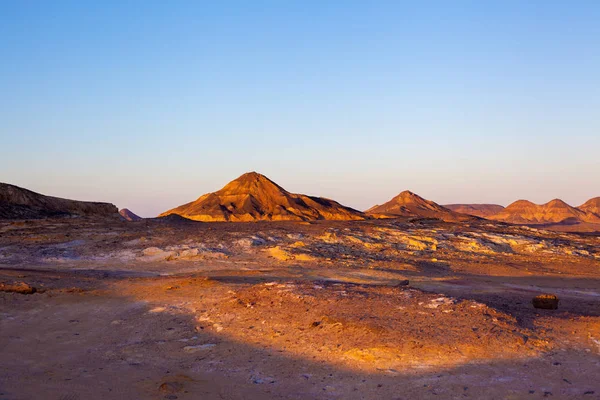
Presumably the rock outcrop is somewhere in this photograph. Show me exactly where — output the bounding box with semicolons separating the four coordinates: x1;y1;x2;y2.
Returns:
159;172;365;222
0;183;118;219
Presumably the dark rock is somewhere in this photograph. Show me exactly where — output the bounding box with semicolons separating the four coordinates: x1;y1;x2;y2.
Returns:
532;294;559;310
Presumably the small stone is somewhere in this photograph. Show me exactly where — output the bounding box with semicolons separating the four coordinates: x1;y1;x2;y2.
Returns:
532;294;559;310
396;280;409;287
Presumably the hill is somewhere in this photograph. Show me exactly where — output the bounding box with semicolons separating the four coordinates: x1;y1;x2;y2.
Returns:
0;183;118;219
444;204;505;218
577;197;600;217
159;172;365;222
488;199;600;225
366;191;475;222
119;208;143;222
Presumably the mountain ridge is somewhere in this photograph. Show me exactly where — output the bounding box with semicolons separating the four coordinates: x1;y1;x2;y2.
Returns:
444;203;505;218
0;183;118;219
488;198;600;225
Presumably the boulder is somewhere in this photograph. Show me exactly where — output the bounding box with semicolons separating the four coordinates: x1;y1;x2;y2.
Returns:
532;294;559;310
0;282;37;294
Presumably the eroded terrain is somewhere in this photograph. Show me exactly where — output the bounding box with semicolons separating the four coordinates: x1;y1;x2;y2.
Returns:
1;217;599;399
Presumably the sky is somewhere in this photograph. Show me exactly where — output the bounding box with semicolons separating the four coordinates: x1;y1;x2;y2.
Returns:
1;1;599;217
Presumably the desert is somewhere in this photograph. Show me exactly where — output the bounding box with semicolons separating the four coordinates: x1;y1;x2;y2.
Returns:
1;176;599;399
3;2;599;398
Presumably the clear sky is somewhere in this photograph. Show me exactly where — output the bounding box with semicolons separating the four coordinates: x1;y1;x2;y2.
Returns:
1;1;599;217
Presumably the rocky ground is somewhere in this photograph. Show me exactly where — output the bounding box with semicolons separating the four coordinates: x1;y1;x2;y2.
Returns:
1;217;599;399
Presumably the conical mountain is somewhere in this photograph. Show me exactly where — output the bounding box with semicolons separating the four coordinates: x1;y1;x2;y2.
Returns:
489;198;600;224
366;191;474;222
577;197;600;217
444;204;505;218
0;182;118;219
159;172;365;222
119;208;143;222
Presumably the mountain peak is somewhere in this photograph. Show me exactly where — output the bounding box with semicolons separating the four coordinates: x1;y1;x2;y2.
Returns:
234;171;266;182
159;173;364;222
578;197;600;217
546;198;569;207
506;200;536;208
119;208;142;222
395;190;419;200
218;172;287;198
367;190;474;222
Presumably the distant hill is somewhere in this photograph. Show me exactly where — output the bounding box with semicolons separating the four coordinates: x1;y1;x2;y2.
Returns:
577;197;600;217
159;172;365;222
0;183;118;219
444;204;505;218
488;199;600;225
366;191;475;222
119;208;143;222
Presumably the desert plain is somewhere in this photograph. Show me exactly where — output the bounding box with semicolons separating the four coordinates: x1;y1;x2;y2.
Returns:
1;174;600;399
1;213;600;399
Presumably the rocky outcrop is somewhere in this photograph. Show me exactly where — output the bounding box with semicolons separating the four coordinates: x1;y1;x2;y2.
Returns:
0;183;118;220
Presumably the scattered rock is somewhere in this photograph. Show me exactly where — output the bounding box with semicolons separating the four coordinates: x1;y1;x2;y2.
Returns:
532;294;559;310
396;279;409;287
0;282;36;294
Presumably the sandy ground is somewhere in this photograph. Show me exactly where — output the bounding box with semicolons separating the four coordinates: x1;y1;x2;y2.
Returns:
1;217;599;399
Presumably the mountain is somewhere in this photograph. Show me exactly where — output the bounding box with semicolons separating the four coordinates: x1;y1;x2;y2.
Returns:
0;183;118;219
444;204;505;218
488;199;600;225
577;197;600;217
366;191;475;222
159;172;365;222
119;208;143;222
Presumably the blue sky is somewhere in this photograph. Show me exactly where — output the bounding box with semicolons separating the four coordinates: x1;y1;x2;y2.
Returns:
1;1;599;217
